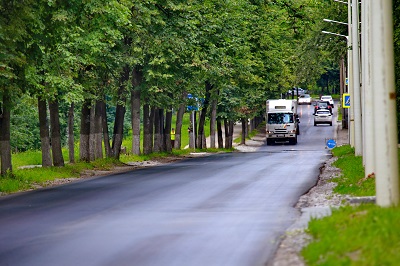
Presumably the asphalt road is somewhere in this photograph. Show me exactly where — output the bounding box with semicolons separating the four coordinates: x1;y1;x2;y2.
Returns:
0;104;338;266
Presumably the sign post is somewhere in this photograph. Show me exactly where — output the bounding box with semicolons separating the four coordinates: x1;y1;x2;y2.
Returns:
187;94;199;151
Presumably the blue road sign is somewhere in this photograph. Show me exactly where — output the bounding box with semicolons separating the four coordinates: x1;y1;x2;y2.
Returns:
326;139;336;149
343;93;350;108
187;105;198;111
187;93;199;111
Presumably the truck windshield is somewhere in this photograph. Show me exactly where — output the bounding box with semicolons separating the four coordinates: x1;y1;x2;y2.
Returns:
268;113;294;124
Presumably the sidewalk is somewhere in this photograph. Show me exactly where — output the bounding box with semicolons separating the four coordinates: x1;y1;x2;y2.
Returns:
335;122;349;147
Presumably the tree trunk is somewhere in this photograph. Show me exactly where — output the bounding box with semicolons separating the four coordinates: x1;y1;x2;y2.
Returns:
111;65;129;159
131;66;142;155
111;102;125;160
94;101;103;159
246;121;249;138
193;111;197;148
68;103;75;163
38;97;52;167
210;97;217;148
228;120;234;149
197;81;212;149
217;119;223;148
159;109;165;152
89;105;96;161
49;99;65;167
153;108;161;153
150;107;155;150
224;119;234;149
79;100;91;162
100;99;112;158
250;118;255;132
197;110;207;149
175;102;185;149
0;91;12;175
189;111;196;149
224;119;230;149
130;91;141;155
143;103;152;155
164;109;172;152
241;118;246;145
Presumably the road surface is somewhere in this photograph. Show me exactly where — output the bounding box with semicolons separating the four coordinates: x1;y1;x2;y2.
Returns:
0;104;338;266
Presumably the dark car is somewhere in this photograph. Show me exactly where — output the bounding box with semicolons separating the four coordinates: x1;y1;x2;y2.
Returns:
314;101;332;114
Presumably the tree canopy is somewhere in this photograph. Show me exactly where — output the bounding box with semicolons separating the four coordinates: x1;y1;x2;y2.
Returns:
0;0;356;170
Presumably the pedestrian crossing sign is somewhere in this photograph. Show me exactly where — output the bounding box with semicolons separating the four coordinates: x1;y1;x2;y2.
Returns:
343;93;350;108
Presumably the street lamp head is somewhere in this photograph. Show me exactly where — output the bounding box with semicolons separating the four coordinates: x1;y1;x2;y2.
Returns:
322;31;348;39
333;0;347;4
323;18;348;25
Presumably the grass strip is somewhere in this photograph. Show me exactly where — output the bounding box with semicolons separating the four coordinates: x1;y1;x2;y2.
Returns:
302;204;400;266
331;145;375;196
302;145;400;265
0;158;122;194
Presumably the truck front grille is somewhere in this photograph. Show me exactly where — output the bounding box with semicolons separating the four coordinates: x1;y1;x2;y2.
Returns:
275;129;288;134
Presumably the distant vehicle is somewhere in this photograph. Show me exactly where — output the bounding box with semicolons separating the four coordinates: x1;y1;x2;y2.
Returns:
298;94;312;105
320;95;334;108
314;101;332;114
266;99;299;145
314;109;333;126
288;88;305;95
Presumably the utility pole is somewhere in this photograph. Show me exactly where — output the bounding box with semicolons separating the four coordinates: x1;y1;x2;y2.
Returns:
351;0;362;156
361;0;374;177
370;0;399;206
347;0;355;147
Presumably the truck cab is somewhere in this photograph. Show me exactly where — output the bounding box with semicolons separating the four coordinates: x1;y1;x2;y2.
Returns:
266;99;299;145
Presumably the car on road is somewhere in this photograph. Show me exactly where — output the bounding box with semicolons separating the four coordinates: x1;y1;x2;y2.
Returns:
320;95;334;108
288;88;305;95
298;94;312;105
314;101;332;114
314;109;333;126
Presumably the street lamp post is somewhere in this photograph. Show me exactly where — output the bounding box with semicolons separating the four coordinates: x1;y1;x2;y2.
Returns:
361;0;374;179
351;0;362;156
370;0;399;206
323;7;353;140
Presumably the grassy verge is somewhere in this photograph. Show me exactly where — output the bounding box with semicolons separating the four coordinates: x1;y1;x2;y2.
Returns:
0;112;227;195
2;147;231;195
303;204;400;266
0;158;123;194
331;145;375;196
302;145;400;265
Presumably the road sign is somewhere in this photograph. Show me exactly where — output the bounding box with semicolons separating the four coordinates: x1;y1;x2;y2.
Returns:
345;78;349;86
187;93;199;111
326;139;336;149
343;93;350;108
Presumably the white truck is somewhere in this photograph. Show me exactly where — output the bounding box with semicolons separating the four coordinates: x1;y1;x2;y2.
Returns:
266;99;299;145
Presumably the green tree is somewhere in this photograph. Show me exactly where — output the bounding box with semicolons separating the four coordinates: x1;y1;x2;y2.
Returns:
0;0;38;174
